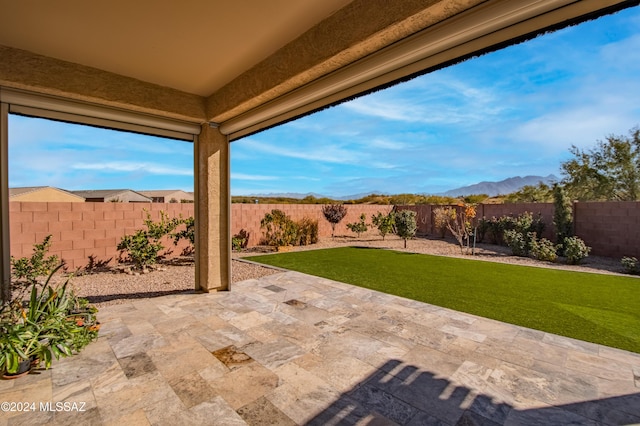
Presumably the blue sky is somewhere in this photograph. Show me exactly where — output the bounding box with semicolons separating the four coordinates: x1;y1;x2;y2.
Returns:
9;6;640;197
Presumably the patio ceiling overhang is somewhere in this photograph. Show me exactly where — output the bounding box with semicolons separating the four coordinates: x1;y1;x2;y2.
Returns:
0;0;637;298
0;0;635;141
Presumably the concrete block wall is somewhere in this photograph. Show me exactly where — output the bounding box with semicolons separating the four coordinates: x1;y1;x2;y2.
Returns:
9;201;640;268
575;201;640;259
10;202;194;270
232;204;394;247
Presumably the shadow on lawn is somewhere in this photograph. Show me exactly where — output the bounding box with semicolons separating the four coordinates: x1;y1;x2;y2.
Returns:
307;359;640;425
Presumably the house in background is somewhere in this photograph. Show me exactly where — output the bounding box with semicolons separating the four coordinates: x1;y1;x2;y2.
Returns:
71;189;151;203
138;190;194;203
10;186;85;202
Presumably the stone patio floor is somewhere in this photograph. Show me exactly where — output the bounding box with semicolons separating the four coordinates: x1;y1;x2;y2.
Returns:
1;270;639;425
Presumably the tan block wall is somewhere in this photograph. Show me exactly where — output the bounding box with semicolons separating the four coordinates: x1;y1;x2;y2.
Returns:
232;204;394;247
10;202;194;270
575;201;640;259
9;201;640;268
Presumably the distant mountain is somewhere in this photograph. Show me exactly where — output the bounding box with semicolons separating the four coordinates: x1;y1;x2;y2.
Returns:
237;192;330;199
441;175;559;197
234;191;386;201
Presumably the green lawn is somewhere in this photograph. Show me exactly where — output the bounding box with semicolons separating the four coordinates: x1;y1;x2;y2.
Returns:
246;247;640;353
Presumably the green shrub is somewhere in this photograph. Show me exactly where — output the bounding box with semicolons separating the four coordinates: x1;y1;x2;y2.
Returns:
232;229;250;251
118;210;180;269
260;210;298;247
563;236;591;264
296;218;318;246
504;229;530;257
621;256;639;275
394;210;417;248
346;213;369;238
10;235;60;286
553;184;573;251
530;237;559;262
371;212;395;240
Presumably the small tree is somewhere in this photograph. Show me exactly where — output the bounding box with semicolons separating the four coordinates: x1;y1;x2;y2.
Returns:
346;213;369;238
394;210;417;248
321;204;348;238
552;184;573;254
371;211;395;240
445;205;477;255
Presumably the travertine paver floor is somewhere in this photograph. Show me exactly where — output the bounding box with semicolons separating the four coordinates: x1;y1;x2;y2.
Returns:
1;270;639;425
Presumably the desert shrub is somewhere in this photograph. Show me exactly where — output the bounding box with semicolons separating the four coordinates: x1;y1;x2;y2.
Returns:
10;234;60;285
503;229;530;257
260;210;298;247
172;216;195;246
621;256;639;275
371;211;395;240
232;229;250;251
530;237;559;262
563;236;591;264
321;204;348;238
118;211;179;269
394;210;417;248
433;207;454;238
346;213;369;238
296;217;318;246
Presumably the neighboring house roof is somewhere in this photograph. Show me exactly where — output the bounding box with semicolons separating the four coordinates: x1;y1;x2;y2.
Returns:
9;186;85;202
138;190;194;202
70;189;152;202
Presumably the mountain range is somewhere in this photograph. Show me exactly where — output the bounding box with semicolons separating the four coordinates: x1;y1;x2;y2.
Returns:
237;174;559;200
441;174;559;197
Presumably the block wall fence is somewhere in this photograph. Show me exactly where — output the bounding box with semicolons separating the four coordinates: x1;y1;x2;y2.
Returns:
8;201;639;269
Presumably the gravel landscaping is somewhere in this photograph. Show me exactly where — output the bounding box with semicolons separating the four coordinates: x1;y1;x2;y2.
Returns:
62;235;630;308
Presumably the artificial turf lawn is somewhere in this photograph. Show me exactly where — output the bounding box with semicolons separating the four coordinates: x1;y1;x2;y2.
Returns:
246;247;640;354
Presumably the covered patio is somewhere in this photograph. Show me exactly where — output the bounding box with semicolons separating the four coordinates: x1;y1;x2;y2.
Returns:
1;0;637;296
1;269;639;424
1;1;639;424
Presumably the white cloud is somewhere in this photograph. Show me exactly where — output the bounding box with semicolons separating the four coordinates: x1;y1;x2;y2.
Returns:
71;162;193;176
231;173;278;181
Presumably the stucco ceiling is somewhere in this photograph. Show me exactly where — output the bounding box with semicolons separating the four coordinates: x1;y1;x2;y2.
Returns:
0;0;353;96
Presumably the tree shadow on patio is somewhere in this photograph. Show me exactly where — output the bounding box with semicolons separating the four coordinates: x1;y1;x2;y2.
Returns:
306;359;640;425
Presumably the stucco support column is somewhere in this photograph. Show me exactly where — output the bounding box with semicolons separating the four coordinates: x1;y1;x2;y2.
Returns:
194;124;230;292
0;102;9;302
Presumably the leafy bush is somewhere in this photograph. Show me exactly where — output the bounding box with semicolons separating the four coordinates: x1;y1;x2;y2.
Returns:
394;210;417;248
621;256;639;275
321;204;348;238
530;237;559;262
10;234;60;286
232;229;250;251
503;229;530;257
346;214;369;238
502;212;547;258
260;210;298;247
563;237;591;264
118;210;180;269
371;211;395;240
172;216;195;247
296;218;318;246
